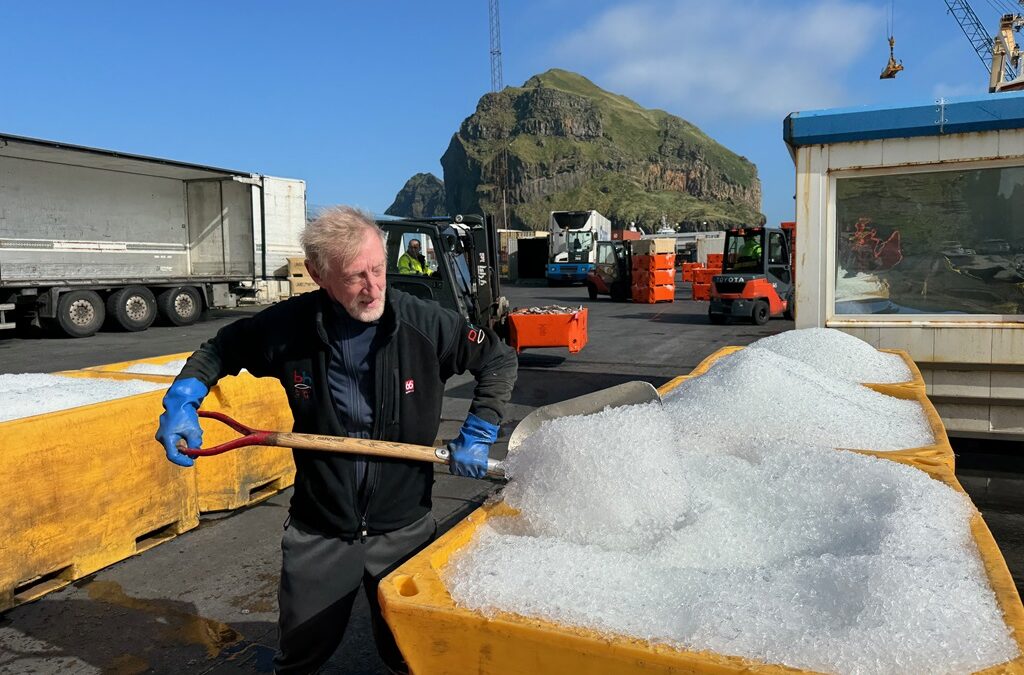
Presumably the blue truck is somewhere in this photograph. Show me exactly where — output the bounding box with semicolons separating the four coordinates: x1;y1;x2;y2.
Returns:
545;210;612;284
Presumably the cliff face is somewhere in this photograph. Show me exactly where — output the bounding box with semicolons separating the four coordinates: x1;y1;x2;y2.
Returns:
385;172;447;218
441;69;764;231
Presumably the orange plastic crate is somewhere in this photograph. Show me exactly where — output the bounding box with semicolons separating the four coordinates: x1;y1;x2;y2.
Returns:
692;283;711;300
633;268;676;287
632;284;675;304
695;268;719;285
681;263;703;282
631;253;676;272
706;253;723;267
508;308;588;354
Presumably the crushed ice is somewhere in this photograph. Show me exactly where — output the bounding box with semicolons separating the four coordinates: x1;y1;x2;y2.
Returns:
0;373;167;422
444;330;1017;674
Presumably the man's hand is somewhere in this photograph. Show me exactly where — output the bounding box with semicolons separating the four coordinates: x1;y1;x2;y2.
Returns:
155;378;209;467
448;413;499;479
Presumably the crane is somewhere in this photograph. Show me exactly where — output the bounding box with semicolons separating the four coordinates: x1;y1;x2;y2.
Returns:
945;0;1024;91
489;0;504;92
488;0;509;228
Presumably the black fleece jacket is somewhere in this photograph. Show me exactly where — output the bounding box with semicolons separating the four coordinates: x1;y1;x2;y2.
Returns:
177;288;518;537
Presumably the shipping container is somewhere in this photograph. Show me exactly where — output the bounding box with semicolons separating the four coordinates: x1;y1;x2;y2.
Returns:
0;133;305;337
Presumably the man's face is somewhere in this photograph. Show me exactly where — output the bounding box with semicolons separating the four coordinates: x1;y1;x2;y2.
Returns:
408;240;421;256
307;231;387;322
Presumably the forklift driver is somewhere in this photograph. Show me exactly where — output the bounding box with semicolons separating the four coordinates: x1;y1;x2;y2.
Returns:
398;238;430;275
735;235;763;270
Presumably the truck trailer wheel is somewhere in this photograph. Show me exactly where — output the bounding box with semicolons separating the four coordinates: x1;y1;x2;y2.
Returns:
157;286;202;326
56;290;105;338
751;300;770;326
107;286;156;332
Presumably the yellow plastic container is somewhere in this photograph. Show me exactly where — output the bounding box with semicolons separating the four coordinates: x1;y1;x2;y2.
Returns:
79;351;194;376
0;382;198;613
194;373;295;512
379;460;1024;675
688;346;926;393
680;347;950;470
63;363;296;513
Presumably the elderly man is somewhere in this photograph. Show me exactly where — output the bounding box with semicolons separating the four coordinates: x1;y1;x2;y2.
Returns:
155;206;518;674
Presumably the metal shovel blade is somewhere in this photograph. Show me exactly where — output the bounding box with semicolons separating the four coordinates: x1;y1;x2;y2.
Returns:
507;380;662;453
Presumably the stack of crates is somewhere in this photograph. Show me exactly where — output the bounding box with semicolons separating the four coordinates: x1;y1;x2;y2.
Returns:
681;262;703;282
287;257;318;296
631;239;676;304
691;254;723;301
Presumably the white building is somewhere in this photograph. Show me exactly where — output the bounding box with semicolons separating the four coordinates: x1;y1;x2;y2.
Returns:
785;93;1024;440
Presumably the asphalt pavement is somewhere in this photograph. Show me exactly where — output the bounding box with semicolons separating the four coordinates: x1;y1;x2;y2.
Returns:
0;281;1020;674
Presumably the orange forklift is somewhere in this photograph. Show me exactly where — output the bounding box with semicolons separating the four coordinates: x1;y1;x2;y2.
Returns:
708;222;795;325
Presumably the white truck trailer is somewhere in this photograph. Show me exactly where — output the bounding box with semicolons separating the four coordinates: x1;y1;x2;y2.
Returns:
0;133;305;337
545;210;612;284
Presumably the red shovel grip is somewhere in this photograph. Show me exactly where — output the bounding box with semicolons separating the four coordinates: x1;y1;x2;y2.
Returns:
179;410;274;457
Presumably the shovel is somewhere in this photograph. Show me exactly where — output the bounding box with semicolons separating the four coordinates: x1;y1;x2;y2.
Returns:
181;381;662;480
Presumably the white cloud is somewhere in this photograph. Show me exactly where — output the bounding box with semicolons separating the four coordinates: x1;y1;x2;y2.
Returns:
553;0;884;120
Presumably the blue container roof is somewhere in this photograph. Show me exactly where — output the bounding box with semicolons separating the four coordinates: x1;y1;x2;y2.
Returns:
784;91;1024;147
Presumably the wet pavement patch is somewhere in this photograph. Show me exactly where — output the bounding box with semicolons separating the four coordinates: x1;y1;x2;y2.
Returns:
84;580;242;658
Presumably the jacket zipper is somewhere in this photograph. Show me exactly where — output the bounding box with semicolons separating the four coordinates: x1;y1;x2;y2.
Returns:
360;339;392;541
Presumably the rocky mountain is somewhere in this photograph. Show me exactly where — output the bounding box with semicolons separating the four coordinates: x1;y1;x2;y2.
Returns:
385;172;447;218
440;69;763;231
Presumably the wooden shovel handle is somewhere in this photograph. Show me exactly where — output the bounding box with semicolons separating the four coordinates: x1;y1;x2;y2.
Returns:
268;432;442;463
182;411;505;479
269;432;505;478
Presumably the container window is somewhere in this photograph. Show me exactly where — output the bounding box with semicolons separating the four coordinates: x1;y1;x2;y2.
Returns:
835;167;1024;316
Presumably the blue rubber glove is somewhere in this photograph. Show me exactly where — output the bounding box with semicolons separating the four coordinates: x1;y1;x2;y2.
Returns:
448;413;499;479
156;377;209;467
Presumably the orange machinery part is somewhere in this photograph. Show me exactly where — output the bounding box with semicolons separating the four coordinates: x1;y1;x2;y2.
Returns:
507;308;589;354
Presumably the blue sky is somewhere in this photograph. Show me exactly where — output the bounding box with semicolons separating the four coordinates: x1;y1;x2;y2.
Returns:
0;0;1013;225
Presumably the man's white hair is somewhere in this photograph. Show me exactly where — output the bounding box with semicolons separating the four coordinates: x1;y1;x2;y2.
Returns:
300;206;386;276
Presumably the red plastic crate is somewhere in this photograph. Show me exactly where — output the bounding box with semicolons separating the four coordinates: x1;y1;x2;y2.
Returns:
706;253;723;267
692;283;711;301
507;308;588;354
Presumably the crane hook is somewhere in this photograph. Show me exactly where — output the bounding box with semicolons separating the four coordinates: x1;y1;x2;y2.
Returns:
880;35;904;79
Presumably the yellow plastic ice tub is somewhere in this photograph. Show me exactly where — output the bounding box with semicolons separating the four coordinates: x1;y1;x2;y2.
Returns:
379;460;1023;675
0;381;198;613
688;346;926;393
379;380;1020;674
61;362;296;513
